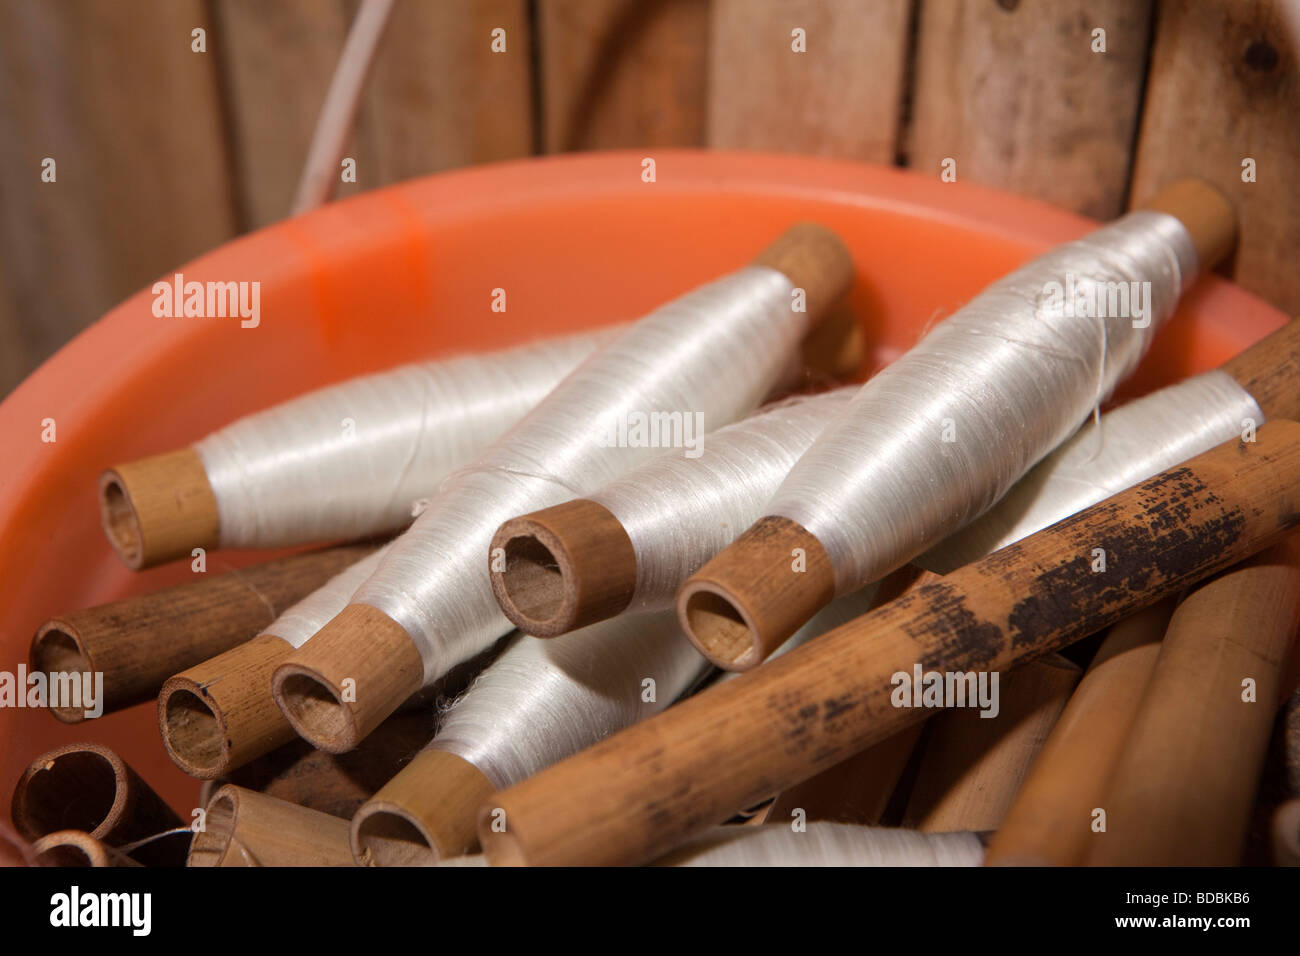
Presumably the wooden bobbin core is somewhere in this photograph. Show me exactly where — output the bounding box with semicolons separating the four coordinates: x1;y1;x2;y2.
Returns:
272;603;423;753
677;516;835;670
489;499;637;637
350;749;496;866
159;633;297;778
99;448;220;569
754;222;855;323
1140;178;1237;273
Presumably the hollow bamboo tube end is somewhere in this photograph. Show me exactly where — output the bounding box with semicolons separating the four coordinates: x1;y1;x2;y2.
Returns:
1140;178;1237;272
99;448;219;569
489;499;637;638
11;743;128;842
29;620;93;724
351;749;496;866
272;604;422;753
187;785;354;867
753;222;854;324
159;633;296;778
32;830;137;868
677;516;835;670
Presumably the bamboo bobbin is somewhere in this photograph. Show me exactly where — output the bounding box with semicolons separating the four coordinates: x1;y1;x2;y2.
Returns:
272;222;854;752
99;449;220;570
160;634;300;778
32;543;373;723
187;785;354;867
11;743;185;867
350;750;496;866
763;566;936;825
1084;535;1300;866
901;655;1081;834
1222;315;1300;420
476;422;1300;866
983;600;1172;865
33;830;141;868
489;499;637;636
676;180;1239;671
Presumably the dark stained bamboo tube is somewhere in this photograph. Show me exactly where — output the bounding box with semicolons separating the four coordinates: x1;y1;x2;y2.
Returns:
477;422;1300;866
11;743;186;867
1084;535;1300;865
31;543;375;723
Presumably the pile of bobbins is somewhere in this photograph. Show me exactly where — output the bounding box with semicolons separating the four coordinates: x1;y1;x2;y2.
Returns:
7;186;1300;870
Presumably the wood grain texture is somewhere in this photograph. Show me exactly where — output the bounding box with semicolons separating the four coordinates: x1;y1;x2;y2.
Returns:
346;0;533;194
708;0;912;161
1129;0;1300;313
983;600;1171;865
212;0;350;228
538;0;709;151
216;0;533;224
1085;535;1300;866
480;422;1300;866
0;0;237;393
908;0;1152;218
902;654;1081;834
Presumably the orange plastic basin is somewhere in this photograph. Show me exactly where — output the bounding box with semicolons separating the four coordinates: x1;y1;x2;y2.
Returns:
0;151;1286;827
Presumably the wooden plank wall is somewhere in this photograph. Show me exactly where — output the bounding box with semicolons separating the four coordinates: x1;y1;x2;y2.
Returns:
2;0;1298;396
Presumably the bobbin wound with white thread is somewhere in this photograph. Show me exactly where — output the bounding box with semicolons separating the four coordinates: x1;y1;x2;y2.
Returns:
490;388;855;638
270;222;855;754
678;178;1238;671
99;328;614;569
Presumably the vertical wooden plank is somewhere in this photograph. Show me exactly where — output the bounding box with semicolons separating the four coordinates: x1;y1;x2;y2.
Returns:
708;0;913;162
348;0;534;192
1129;0;1300;314
537;0;709;152
907;0;1152;219
217;0;533;224
0;0;237;390
212;0;350;229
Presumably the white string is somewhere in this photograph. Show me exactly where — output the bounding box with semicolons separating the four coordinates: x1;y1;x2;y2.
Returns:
430;582;884;790
269;544;394;649
590;387;856;611
195;328;613;549
653;823;985;867
768;210;1200;593
921;369;1264;573
351;266;804;683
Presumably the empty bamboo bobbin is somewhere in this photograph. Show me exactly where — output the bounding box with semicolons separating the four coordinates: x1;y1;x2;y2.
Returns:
187;785;354;867
32;830;140;868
